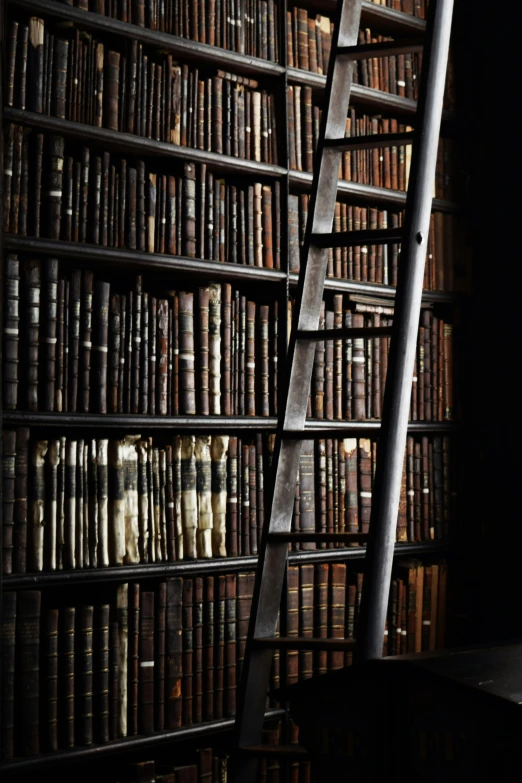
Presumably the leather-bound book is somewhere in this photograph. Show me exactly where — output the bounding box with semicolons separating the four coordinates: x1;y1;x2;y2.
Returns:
46;135;65;240
29;439;48;572
236;572;252;683
131;277;142;414
174;767;198;783
224;573;237;717
155;298;168;415
22;259;40;412
123;435;140;564
104;50;120;130
181;435;197;560
198;748;213;783
226;437;238;557
166;577;183;729
139;591;155;734
97;439;109;566
182;577;194;725
197;287;210;415
3;255;20;411
137;440;150;562
60;606;75;747
1;592;16;758
2;431;16;575
140;291;149;414
183;163;197;257
77;605;94;746
109;619;119;739
127;583;140;736
195;436;212;558
202;577;215;722
240;443;250;555
173;436;184;560
151;448;162;561
222;284;232;415
358;439;372;534
328;563;346;671
15;590;41;756
154;582;166;731
117;583;129;737
92;280;111;413
287;565;299;685
67;269;81;413
193;577;204;723
249;444;258;555
76;439;86;568
108;294;121;413
165;445;176;561
299;441;315;550
324;309;335;420
79;270;94;413
14;427;30;574
326;440;334;544
52;37;68;119
3;124;15;232
245;300;256;415
55;277;65;411
210;435;229;557
94;605;110;744
179;292;196;415
208;283;222;415
299;564;314;681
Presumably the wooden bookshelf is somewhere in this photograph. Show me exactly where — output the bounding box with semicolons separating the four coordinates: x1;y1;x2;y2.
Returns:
0;0;464;777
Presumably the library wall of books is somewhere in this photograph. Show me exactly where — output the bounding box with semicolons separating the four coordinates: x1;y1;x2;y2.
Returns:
1;0;471;781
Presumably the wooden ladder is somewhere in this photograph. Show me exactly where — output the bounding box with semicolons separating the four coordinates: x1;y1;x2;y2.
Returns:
232;0;454;776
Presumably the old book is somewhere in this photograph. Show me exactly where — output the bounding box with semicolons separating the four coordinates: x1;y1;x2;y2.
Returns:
195;436;213;558
166;577;183;729
182;578;194;725
14;427;30;574
2;431;16;575
16;591;41;756
193;577;204;723
46;135;65;240
127;584;140;736
236;572;253;683
79;270;94;413
208;283;222;414
23;259;40;412
197;287;210;415
214;575;226;719
92;280;111;413
29;439;48;572
94;605;110;744
123;435;141;564
155;582;167;730
179;292;196;414
117;583;129;737
60;606;75;748
329;563;347;671
3;255;20;411
1;593;16;758
139;591;155;734
287;565;299;685
109;620;119;740
97;439;109;566
224;573;237;717
181;436;197;560
173;435;184;560
211;436;229;557
77;605;94;746
64;438;77;570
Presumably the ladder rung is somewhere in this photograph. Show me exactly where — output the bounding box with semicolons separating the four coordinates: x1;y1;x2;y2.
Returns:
253;637;356;651
238;745;309;759
324;131;415;152
311;227;403;248
297;326;392;341
337;38;424;60
268;532;368;543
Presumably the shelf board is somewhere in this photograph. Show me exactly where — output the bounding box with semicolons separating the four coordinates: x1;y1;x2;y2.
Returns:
9;0;286;80
3;542;448;590
1;412;457;432
289;170;459;214
5;108;286;179
4;236;286;284
1;412;279;430
0;709;285;774
289;273;461;304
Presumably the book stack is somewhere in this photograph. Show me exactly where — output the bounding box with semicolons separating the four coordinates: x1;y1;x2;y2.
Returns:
6;18;279;163
1;559;444;758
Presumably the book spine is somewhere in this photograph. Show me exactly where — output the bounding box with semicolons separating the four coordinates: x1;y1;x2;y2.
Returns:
2;431;16;575
139;591;155;734
60;606;75;747
1;593;17;758
3;255;20;411
23;259;41;412
166;577;183;728
95;605;110;744
224;573;237;717
211;435;229;557
30;439;48;572
77;605;94;746
182;577;194;725
155;582;167;730
92;280;111;414
117;583;129;737
14;428;30;574
109;439;126;565
16;590;41;756
179;291;196;414
181;436;197;559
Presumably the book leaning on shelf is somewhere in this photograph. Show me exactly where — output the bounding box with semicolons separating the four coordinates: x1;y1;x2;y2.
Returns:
1;560;445;758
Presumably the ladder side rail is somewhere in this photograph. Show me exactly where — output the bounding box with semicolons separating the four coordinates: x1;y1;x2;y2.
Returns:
355;0;454;662
233;0;364;756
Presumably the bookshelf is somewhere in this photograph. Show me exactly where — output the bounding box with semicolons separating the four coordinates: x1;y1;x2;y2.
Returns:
0;0;466;779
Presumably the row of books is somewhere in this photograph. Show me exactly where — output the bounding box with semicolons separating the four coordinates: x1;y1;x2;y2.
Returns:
288;92;458;201
3;127;282;267
297;296;454;421
3;259;279;416
288;196;469;292
2;427;453;575
7;18;279;164
368;0;428;14
1;560;446;757
55;0;281;60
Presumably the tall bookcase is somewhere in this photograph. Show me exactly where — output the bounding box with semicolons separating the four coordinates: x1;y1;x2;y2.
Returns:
0;1;468;781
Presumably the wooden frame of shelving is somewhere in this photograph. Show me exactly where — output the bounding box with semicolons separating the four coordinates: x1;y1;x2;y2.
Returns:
0;0;461;773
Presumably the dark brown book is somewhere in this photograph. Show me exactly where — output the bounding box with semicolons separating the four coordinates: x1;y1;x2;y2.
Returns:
77;605;94;746
287;565;299;685
104;49;120;130
157;299;169;415
16;590;41;756
328;563;347;671
93;605;110;744
214;575;226;720
109;620;119;740
179;291;196;414
183;163;197;257
1;593;16;758
3;255;20;411
23;259;40;412
197;287;210;415
53;37;68;119
139;591;155;734
127;583;140;735
224;573;237;717
79;270;94;413
2;431;16;575
202;577;215;722
182;578;194;725
14;428;30;574
193;577;204;723
155;581;167;730
92;280;111;413
166;577;183;729
46;135;65;240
